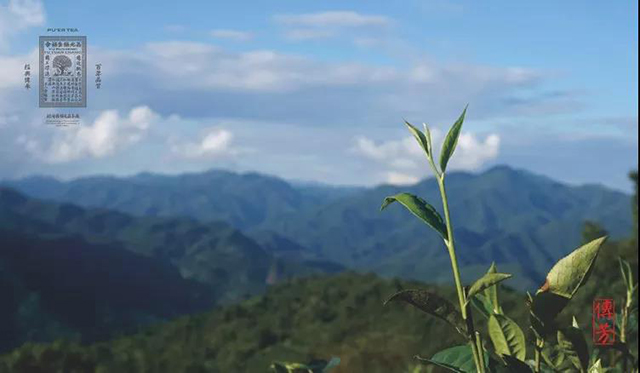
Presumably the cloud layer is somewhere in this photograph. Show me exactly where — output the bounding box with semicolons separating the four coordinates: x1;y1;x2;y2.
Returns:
0;4;635;192
170;127;245;159
209;29;254;41
18;106;156;163
0;0;45;48
353;129;501;185
273;11;391;27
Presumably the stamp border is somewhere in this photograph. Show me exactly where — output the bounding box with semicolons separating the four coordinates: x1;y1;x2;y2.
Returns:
39;35;87;108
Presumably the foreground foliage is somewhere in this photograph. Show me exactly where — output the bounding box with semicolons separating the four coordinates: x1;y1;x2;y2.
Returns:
0;272;528;372
380;107;638;372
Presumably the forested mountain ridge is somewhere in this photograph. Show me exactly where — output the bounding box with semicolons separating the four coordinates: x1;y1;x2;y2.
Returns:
0;188;341;353
3;166;631;290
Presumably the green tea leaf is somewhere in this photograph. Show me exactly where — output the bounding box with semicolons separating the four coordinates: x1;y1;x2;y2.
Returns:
619;256;634;292
270;362;312;373
467;272;512;305
415;345;483;373
557;326;589;372
541;344;566;370
488;314;527;361
405;120;432;159
470;293;493;319
271;359;338;373
540;236;607;299
484;263;504;314
423;123;433;159
380;193;448;241
384;289;466;336
439;105;468;173
500;355;534;372
587;359;602;373
529;292;568;338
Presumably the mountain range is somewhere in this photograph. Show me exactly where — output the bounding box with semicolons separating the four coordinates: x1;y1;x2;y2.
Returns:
0;165;633;353
3;171;362;230
3;165;632;291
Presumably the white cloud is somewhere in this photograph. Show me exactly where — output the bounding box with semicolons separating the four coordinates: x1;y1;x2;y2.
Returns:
408;62;541;86
0;4;632;191
454;132;501;169
352;128;500;184
274;11;391;44
354;136;422;164
273;11;391;28
2;40;562;186
210;29;254;41
98;40;540;99
0;0;45;47
6;0;43;24
0;49;36;90
18;106;157;163
283;28;335;41
0;113;19;128
144;41;218;59
101;41;405;92
170;128;244;159
386;172;420;185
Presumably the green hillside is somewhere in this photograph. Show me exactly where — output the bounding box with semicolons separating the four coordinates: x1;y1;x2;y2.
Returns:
0;272;528;373
0;187;341;304
0;169;636;372
0;234;635;373
0;188;342;353
0;227;214;353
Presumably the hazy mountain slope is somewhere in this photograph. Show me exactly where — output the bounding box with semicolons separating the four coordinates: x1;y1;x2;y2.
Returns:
0;187;346;353
0;226;215;353
259;166;632;290
4;166;631;290
0;188;342;303
3;171;359;230
0;187;270;302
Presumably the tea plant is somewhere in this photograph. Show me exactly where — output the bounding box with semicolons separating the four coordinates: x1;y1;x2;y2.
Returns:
381;107;638;372
615;256;638;372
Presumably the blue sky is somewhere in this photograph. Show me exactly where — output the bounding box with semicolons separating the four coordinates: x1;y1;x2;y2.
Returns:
0;0;637;191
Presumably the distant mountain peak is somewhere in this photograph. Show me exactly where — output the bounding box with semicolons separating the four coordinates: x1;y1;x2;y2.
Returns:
484;164;519;173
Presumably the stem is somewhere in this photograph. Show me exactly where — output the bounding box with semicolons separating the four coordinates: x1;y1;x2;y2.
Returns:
427;153;441;180
621;293;630;344
534;337;542;373
621;293;630;372
464;289;483;372
438;176;466;318
475;332;486;369
437;175;485;372
470;342;483;373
